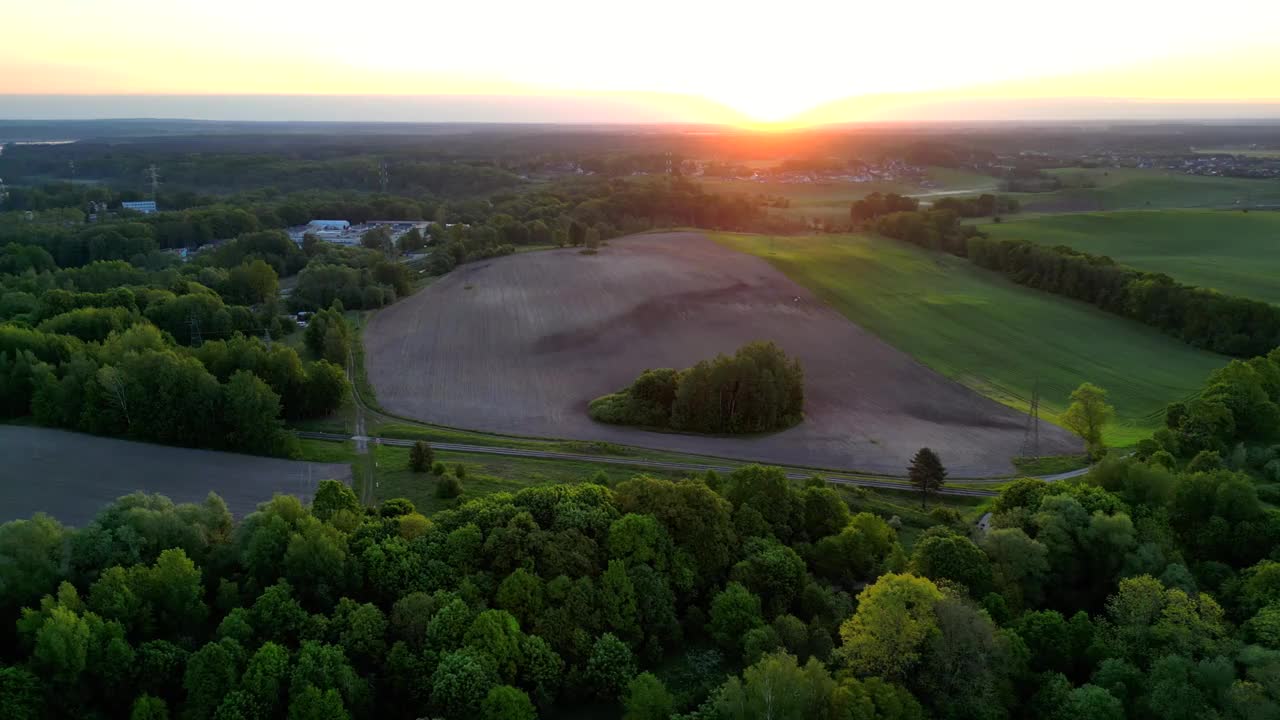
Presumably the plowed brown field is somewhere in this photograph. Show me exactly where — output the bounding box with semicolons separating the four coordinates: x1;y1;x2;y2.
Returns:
365;232;1079;476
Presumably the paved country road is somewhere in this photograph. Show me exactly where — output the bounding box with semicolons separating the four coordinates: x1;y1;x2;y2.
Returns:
1;426;352;525
299;430;1088;499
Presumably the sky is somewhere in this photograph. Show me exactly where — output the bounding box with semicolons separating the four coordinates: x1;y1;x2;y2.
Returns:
4;0;1280;125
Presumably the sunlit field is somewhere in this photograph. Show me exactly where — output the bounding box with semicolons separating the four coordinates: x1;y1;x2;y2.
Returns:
698;166;999;224
1011;167;1280;212
712;231;1226;446
984;209;1280;304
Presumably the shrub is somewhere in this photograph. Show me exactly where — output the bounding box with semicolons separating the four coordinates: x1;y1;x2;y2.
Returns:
437;474;463;499
454;463;468;481
432;461;447;476
409;440;433;473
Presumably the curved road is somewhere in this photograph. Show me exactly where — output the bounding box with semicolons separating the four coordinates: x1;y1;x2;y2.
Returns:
297;430;1091;499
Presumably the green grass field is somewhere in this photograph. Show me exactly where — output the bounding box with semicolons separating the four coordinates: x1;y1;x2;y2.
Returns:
984;209;1280;304
1011;168;1280;212
698;167;999;224
712;232;1226;445
1192;148;1280;158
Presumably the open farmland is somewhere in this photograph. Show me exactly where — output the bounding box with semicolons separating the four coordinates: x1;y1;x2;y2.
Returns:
0;426;352;525
1012;168;1280;212
984;209;1280;304
364;232;1079;476
711;232;1227;446
698;167;999;224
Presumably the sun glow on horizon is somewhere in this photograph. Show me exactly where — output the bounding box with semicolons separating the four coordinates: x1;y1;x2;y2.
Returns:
4;0;1280;124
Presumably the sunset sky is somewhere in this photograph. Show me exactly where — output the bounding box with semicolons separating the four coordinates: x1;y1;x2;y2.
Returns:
5;0;1280;125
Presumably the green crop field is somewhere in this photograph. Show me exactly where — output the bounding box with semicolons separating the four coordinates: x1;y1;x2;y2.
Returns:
698;166;999;224
984;209;1280;304
1192;148;1280;158
711;232;1226;446
1011;168;1280;212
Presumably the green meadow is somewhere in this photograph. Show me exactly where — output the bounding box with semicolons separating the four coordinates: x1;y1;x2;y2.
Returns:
699;166;999;224
984;209;1280;304
1012;168;1280;212
711;232;1226;446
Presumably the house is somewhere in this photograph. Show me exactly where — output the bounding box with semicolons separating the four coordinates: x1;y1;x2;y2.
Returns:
308;219;350;231
121;200;157;214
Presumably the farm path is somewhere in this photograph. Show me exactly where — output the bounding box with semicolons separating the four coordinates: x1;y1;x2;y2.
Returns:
365;232;1080;476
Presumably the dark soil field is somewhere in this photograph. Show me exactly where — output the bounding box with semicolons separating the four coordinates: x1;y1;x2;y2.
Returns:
365;232;1079;476
0;426;352;525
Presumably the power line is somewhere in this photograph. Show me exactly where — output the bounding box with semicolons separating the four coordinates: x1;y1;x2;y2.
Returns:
379;162;389;193
146;164;160;201
188;313;202;348
1021;379;1041;459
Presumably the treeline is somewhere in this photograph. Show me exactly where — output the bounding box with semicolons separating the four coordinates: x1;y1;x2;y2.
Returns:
1138;348;1280;482
590;341;804;434
8;438;1280;717
0;244;353;456
0;323;348;457
967;236;1280;357
0;144;523;198
932;193;1020;217
850;192;919;224
863;209;1280;358
875;209;985;256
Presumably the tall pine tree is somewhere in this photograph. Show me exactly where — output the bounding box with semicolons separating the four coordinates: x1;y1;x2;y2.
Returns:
908;447;947;509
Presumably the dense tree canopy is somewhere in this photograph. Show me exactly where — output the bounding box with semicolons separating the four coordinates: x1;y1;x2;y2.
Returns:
590;341;805;434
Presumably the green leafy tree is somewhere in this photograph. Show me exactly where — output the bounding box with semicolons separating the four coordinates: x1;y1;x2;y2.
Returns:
585;633;636;699
311;480;361;522
431;648;498;717
908;448;947;509
1059;684;1124;720
601;559;641;641
184;639;243;720
838;573;943;680
463;610;523;682
1063;382;1114;459
714;652;839;720
287;685;347;720
409;441;433;473
242;642;290;715
129;694;169;720
708;582;765;654
480;685;536;720
910;532;992;596
622;672;675;720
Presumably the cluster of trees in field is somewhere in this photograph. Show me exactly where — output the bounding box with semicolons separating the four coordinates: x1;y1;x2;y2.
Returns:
849;192;920;224
590;342;804;434
8;422;1280;719
967;236;1280;357
873;209;985;256
932;194;1020;218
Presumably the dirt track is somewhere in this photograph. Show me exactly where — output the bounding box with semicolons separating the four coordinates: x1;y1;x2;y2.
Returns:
365;232;1079;476
0;426;351;525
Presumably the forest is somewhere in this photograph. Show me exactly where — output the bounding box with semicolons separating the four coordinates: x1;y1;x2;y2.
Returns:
0;227;359;457
589;342;805;434
6;341;1280;719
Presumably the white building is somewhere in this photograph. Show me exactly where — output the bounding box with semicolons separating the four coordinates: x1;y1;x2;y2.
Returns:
308;219;350;231
121;200;157;214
